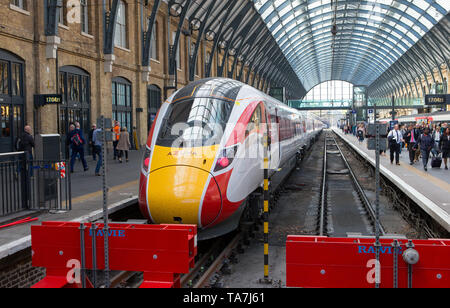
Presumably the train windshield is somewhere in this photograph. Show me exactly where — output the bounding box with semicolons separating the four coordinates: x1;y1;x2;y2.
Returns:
156;97;234;147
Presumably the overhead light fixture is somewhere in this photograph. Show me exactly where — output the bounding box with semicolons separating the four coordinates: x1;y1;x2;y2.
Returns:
205;30;215;41
229;48;236;56
331;24;337;36
190;18;201;31
219;40;227;49
169;3;182;17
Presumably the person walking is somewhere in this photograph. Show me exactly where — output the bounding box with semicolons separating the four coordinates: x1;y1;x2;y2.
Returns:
68;124;89;173
92;126;103;176
117;127;131;163
440;127;450;170
387;124;404;166
89;124;97;161
431;126;441;157
17;125;35;177
18;125;35;160
357;124;365;144
113;121;121;160
418;128;434;172
404;125;420;165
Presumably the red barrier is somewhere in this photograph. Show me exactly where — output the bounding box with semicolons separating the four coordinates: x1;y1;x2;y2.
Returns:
286;236;450;288
31;222;197;288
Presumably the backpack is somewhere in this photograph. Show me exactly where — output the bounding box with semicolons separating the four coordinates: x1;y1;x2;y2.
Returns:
71;133;83;147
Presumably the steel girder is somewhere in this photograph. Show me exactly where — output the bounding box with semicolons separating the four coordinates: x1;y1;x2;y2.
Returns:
204;0;238;78
188;0;215;81
216;2;254;77
168;0;192;84
142;0;161;68
368;17;450;99
104;0;120;55
45;0;62;36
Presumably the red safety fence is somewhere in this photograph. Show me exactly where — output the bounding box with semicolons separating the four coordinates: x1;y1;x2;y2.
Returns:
31;222;197;288
286;236;450;288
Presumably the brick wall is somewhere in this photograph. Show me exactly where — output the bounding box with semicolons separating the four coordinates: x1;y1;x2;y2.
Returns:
0;248;45;288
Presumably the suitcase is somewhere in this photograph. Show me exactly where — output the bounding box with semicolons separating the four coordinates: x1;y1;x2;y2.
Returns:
431;156;443;168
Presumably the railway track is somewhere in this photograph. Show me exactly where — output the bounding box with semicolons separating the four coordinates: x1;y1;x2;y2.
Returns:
318;132;386;237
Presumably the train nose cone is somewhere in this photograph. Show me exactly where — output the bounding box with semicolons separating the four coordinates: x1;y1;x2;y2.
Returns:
146;166;222;226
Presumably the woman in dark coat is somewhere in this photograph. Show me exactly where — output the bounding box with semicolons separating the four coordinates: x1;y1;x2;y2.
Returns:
440;127;450;170
117;127;131;163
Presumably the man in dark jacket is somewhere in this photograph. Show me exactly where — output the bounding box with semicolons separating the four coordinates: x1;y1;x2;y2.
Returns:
17;125;35;177
67;124;89;173
418;128;434;172
440;127;450;170
404;125;420;165
18;125;35;158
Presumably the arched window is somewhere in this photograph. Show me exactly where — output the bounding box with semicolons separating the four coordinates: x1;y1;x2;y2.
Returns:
150;22;158;61
59;65;91;157
114;0;127;48
112;77;132;133
0;49;24;153
147;84;161;132
81;0;89;34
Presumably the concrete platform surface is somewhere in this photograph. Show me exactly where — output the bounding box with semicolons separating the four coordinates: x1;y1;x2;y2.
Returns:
333;128;450;233
0;149;144;259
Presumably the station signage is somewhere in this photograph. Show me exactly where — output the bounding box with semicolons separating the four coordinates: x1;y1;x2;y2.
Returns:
269;87;286;103
425;94;450;106
34;94;63;107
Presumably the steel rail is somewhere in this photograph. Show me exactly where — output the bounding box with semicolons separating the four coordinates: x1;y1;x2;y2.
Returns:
180;240;222;288
193;234;241;288
319;135;328;236
331;135;386;236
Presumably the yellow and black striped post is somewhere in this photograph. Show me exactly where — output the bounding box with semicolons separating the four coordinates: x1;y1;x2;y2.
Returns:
263;131;270;282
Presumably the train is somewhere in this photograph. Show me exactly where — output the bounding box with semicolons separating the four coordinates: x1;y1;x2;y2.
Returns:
138;78;324;239
379;111;450;127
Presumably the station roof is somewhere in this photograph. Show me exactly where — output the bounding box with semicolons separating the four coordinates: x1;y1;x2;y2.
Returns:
252;0;450;91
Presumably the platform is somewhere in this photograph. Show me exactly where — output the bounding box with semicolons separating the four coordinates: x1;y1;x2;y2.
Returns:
333;128;450;233
0;150;144;259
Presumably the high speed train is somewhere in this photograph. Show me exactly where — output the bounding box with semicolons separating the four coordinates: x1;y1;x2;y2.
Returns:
379;111;450;127
139;78;324;239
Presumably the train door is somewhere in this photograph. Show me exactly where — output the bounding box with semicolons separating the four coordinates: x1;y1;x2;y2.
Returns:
270;108;280;169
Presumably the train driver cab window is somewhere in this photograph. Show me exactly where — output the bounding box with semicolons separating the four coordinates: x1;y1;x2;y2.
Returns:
157;97;234;147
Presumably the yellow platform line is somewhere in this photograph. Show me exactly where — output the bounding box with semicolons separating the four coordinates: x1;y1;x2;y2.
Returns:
71;180;139;205
375;147;450;193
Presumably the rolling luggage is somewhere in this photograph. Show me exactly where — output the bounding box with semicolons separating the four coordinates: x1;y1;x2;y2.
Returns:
431;154;442;169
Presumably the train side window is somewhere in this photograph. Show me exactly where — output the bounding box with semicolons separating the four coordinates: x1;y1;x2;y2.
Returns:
247;105;262;134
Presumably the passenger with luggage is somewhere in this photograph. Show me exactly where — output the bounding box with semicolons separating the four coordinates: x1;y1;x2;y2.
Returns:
440;127;450;170
432;126;442;155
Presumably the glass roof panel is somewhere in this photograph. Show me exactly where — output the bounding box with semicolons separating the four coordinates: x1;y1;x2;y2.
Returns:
253;0;450;90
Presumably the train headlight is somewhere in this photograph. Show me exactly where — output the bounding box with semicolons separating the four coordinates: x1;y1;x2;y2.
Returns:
214;145;239;172
142;147;152;174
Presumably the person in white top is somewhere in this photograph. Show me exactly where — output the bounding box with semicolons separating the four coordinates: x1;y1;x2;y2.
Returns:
432;126;441;156
388;124;404;165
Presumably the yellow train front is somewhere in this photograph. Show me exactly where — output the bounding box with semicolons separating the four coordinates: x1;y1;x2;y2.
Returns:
139;78;248;240
139;78;323;239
